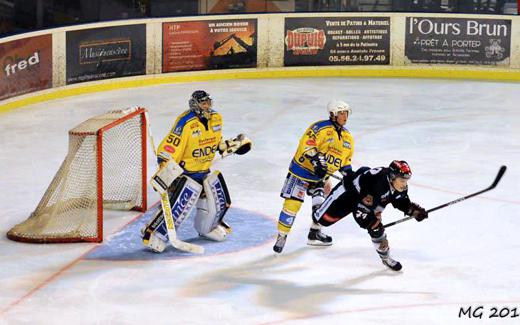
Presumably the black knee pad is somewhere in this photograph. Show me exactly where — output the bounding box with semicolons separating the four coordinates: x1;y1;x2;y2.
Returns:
368;224;385;238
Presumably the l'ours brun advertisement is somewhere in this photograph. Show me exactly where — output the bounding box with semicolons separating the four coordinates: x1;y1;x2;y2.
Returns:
405;17;511;66
0;34;52;100
66;24;146;84
163;19;257;73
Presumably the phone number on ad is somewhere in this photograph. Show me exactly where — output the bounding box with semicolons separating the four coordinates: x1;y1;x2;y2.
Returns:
329;54;386;63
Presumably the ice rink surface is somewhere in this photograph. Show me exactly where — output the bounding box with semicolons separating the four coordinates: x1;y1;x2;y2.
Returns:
0;77;519;324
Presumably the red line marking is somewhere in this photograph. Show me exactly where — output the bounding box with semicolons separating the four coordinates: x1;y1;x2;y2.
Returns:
2;111;515;318
0;201;275;317
0;206;153;318
85;204;277;263
0;246;95;317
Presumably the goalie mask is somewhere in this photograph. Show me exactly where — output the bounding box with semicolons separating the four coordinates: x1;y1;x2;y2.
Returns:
189;90;212;119
388;160;412;192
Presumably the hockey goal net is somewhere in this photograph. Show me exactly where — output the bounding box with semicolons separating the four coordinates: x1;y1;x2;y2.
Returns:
7;107;148;243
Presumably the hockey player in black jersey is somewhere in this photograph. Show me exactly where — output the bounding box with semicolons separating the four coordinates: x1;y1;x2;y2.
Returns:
313;160;428;271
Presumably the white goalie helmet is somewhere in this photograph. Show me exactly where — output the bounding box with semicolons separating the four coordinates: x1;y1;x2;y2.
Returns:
327;100;352;117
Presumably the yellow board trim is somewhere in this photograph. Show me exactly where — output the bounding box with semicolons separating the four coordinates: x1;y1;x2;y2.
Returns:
2;67;520;114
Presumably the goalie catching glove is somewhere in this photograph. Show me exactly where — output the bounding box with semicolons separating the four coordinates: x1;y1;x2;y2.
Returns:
408;202;428;222
218;134;252;158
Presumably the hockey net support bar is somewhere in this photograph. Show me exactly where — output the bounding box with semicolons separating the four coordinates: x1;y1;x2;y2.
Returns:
7;107;148;243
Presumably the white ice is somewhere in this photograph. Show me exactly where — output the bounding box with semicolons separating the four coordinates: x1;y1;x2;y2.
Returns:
0;78;519;324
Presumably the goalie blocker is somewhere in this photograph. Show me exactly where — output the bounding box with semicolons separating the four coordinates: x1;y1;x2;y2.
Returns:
143;163;232;253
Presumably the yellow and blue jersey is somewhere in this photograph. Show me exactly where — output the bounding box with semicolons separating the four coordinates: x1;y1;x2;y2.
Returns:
157;109;223;182
289;120;354;182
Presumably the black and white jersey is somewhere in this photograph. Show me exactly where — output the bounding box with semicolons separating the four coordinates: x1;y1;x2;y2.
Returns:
350;167;411;215
315;166;412;223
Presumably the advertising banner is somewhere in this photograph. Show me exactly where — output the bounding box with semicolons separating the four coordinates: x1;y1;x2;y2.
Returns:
284;17;390;66
0;34;52;100
405;17;511;66
66;24;146;84
162;19;257;73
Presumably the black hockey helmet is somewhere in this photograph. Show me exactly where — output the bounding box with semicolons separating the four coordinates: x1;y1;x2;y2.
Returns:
388;160;412;180
189;90;211;109
189;90;212;118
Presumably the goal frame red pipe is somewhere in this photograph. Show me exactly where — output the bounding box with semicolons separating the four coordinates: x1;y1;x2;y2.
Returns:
95;108;148;242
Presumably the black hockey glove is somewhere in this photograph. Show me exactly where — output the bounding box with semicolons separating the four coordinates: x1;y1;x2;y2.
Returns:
408;202;428;222
310;153;328;179
339;168;353;178
340;168;354;188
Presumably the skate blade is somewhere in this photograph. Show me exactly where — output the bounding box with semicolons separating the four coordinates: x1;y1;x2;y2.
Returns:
307;240;333;247
382;261;402;272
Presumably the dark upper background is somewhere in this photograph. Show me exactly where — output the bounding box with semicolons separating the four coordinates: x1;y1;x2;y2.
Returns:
0;0;518;38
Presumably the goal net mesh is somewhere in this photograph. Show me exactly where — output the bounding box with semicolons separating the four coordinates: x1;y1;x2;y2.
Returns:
7;108;147;243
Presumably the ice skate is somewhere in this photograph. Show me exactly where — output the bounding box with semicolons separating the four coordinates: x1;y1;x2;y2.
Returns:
307;228;332;246
273;233;287;253
381;256;402;271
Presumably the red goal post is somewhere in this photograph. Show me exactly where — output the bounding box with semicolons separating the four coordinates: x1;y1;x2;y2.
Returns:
7;107;148;243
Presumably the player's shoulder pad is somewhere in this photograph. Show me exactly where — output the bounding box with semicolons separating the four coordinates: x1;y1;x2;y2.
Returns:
172;110;198;136
310;120;332;133
341;127;354;142
210;110;222;119
358;166;384;180
210;110;222;131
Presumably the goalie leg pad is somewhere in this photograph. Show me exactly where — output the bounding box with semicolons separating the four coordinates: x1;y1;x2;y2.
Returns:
195;198;228;241
142;209;168;253
143;230;168;253
144;175;203;230
169;175;203;227
194;171;231;239
142;175;202;252
201;222;229;242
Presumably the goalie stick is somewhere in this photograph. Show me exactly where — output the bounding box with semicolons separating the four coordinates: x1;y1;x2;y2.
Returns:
145;111;204;254
159;191;204;254
383;165;507;228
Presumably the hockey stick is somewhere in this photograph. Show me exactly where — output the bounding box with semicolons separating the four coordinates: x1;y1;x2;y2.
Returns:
328;173;342;181
145;111;204;254
383;165;507;228
159;191;204;254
